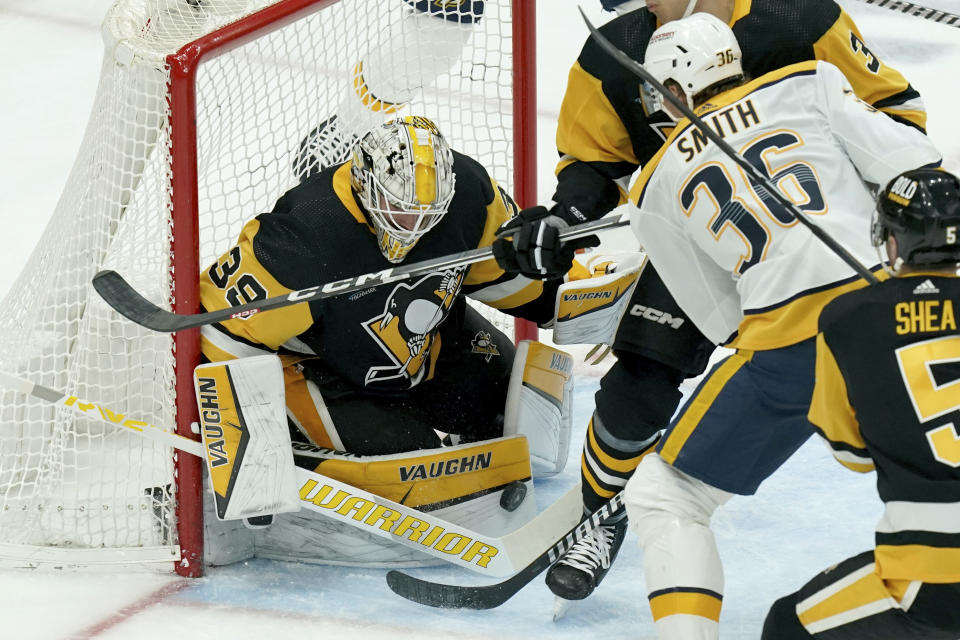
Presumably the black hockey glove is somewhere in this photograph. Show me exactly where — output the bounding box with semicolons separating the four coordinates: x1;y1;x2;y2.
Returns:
492;205;600;279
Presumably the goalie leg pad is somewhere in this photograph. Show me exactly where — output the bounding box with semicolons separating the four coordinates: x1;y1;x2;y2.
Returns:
194;355;300;521
292;435;534;524
502;341;574;477
231;436;538;567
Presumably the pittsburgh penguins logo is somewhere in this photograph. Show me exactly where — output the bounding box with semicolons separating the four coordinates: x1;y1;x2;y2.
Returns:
470;331;501;363
362;269;466;387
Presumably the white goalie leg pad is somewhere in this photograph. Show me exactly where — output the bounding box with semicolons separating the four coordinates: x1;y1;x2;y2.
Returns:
251;436;537;567
194;355;300;521
625;454;734;640
502;341;574;477
203;483;255;566
552;252;645;345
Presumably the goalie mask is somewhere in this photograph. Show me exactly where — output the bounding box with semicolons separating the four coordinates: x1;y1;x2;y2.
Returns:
642;13;743;121
872;168;960;269
351;116;456;263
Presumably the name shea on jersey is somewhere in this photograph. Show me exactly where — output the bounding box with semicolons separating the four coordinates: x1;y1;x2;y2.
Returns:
895;299;957;335
677;99;761;164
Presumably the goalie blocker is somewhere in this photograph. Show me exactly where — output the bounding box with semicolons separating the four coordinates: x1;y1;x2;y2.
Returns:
200;344;574;567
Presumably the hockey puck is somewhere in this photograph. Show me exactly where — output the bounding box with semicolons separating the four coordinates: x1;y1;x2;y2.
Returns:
243;514;274;529
499;480;527;512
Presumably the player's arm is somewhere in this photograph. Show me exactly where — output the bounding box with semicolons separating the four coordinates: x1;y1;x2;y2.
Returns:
461;176;562;325
808;331;875;473
553;59;640;222
816;61;942;188
489;33;649;281
812;6;926;131
199;216;317;362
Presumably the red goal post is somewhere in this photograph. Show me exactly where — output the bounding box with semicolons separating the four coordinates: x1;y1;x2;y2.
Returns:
0;0;537;577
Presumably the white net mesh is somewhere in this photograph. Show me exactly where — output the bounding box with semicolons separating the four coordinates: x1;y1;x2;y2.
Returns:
0;0;529;568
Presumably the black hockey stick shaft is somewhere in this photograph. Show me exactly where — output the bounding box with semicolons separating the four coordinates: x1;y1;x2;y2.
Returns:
578;9;880;286
384;492;624;609
92;214;629;333
853;0;960;29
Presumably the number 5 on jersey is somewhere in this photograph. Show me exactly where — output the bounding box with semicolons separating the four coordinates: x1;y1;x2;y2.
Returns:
896;335;960;466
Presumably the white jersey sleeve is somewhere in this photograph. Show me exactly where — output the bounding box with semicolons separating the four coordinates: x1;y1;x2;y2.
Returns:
630;206;741;344
814;61;941;186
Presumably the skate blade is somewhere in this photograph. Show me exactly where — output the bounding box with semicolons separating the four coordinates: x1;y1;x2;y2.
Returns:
553;596;575;622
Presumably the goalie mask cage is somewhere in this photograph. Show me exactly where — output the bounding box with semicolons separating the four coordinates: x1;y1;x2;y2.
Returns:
0;0;536;577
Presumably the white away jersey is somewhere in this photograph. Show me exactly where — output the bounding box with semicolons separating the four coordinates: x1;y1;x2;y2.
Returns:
629;60;942;349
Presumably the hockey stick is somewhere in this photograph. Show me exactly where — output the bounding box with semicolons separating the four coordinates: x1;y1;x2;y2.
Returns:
92;214;629;333
385;491;624;609
578;8;881;286
0;370;580;577
852;0;960;29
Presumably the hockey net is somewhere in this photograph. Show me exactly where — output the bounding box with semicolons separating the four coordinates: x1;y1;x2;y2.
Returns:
0;0;536;576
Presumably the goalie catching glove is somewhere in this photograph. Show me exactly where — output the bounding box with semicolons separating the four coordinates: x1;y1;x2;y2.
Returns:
492;205;600;278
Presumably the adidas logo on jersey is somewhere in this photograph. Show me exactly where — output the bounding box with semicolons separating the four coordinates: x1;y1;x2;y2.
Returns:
913;279;940;295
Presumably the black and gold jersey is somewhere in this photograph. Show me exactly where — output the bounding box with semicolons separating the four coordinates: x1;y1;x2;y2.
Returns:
810;273;960;583
199;152;552;393
554;0;926;220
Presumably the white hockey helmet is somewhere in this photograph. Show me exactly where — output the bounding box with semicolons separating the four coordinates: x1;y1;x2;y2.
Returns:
350;116;455;263
642;13;743;120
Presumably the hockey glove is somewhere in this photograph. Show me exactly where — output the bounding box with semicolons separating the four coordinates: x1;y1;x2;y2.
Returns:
492;205;600;279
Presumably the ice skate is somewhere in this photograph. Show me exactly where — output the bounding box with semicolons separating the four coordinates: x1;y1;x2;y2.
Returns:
546;518;627;602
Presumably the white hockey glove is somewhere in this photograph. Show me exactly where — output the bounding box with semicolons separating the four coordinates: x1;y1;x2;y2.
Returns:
552;252;645;347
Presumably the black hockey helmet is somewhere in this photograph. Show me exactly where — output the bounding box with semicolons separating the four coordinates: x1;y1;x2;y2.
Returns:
872;168;960;268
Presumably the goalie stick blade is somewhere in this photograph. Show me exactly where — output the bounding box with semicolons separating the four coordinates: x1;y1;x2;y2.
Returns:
92;270;190;332
386;492;625;610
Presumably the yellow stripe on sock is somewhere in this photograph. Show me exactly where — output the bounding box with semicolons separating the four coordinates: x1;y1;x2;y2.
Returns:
648;591;722;622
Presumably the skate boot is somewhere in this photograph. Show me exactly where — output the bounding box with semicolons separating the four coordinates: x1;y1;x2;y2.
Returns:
293;115;358;181
546;517;628;601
